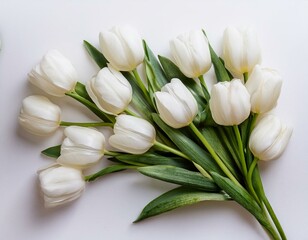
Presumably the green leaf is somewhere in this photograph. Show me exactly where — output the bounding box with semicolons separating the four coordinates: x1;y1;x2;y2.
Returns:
202;30;230;82
135;186;230;222
65;91;115;123
116;153;194;169
41;145;61;158
211;172;260;213
210;172;271;229
138;165;219;192
74;81;92;102
123;72;154;121
152;113;223;175
83;40;108;69
143;40;169;88
208;43;231;82
84;164;133;182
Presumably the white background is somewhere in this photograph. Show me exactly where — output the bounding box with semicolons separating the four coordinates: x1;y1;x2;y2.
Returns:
1;1;307;239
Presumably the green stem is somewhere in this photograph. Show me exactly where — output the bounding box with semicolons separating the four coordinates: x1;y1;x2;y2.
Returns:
198;75;210;101
125;108;138;117
262;195;287;240
243;72;249;83
154;141;189;160
154;140;211;179
60;121;113;127
198;75;207;90
65;91;115;123
189;122;241;186
104;150;121;157
233;125;247;177
255;174;286;240
247;157;261;205
132;69;151;103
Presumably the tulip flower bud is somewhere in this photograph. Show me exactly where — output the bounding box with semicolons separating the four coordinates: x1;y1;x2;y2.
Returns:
222;27;261;76
38;164;85;208
29;50;78;97
245;65;282;114
109;115;156;154
86;66;132;115
249;115;292;161
170;30;212;78
154;78;198;128
57;126;105;169
209;79;251;126
19;95;61;136
99;25;144;71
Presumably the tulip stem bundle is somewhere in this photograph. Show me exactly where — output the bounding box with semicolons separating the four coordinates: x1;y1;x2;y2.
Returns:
19;25;292;240
189;122;241;186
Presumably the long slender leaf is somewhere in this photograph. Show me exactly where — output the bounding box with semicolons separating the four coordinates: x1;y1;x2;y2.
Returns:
74;82;92;102
41;145;61;158
135;186;230;222
211;172;271;230
116;153;194;169
84;164;134;182
123;72;154;121
143;40;169;87
152;113;223;175
65;91;115;123
201;30;230;82
83;40;108;68
138;165;219;192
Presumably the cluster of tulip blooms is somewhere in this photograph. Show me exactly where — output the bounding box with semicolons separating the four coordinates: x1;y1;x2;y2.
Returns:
19;25;291;239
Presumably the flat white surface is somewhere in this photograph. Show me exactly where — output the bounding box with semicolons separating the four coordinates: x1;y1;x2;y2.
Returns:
1;1;307;239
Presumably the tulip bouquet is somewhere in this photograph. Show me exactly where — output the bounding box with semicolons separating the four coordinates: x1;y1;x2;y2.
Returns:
19;25;292;239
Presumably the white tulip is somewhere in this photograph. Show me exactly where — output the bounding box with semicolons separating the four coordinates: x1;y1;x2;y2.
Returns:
154;78;198;128
38;164;85;208
222;27;261;76
170;30;212;78
249;115;292;161
109;115;156;154
86;66;132;115
57;126;105;169
99;25;144;71
19;95;61;136
209;79;251;126
246;65;282;114
29;50;78;97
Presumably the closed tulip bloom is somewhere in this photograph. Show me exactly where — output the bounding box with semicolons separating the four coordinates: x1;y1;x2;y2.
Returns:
170;30;212;78
99;25;144;71
86;66;132;115
246;65;282;114
29;50;78;97
19;95;61;136
38;164;85;208
209;79;251;126
249;115;292;161
109;115;156;154
57;126;105;169
223;27;261;76
154;78;198;128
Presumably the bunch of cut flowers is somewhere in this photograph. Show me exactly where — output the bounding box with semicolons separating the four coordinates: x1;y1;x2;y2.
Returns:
19;25;292;240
